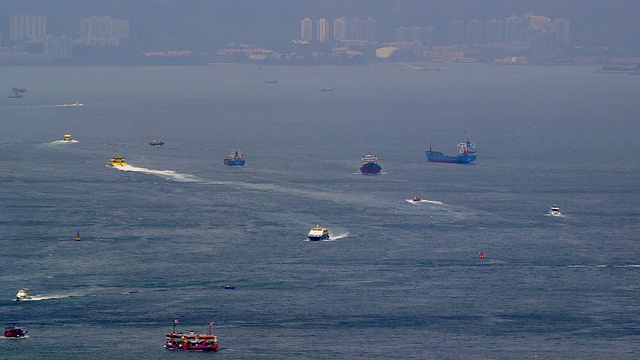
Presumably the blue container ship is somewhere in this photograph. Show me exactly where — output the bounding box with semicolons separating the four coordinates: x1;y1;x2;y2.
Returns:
426;140;476;164
360;154;381;174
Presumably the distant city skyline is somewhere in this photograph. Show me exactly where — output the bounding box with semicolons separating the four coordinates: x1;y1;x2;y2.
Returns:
0;0;638;54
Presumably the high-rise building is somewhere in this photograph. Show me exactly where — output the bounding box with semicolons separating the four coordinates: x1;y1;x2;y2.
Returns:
346;17;376;41
44;35;72;59
505;15;526;42
423;26;438;46
485;19;504;44
396;26;411;42
410;26;425;43
334;18;346;41
553;17;570;43
447;20;465;45
79;16;129;46
317;18;330;42
301;18;313;41
10;14;46;41
466;19;484;47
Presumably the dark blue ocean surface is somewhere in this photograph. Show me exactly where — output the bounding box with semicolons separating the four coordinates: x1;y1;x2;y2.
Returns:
1;65;639;359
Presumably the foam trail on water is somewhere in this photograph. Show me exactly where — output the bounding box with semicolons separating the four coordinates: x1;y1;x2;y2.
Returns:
111;165;202;183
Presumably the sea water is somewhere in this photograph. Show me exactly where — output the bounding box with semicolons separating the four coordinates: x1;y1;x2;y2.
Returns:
0;64;639;359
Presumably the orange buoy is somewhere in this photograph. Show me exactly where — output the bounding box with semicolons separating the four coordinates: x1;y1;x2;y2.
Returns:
479;250;485;259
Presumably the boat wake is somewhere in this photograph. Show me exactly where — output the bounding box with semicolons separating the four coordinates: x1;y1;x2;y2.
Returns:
14;293;74;302
406;199;445;205
110;165;201;183
50;139;79;144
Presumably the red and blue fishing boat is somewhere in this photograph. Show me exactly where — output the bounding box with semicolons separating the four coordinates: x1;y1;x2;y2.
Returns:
426;140;477;164
5;323;28;338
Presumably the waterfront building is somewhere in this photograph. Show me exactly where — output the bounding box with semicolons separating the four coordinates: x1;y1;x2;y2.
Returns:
466;19;484;47
553;17;570;43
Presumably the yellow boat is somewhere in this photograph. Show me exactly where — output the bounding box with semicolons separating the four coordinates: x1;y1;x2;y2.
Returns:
108;155;127;166
63;134;72;141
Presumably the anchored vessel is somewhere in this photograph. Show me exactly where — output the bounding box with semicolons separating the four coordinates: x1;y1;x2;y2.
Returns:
108;155;127;167
308;226;330;241
4;324;28;338
165;322;218;351
548;204;562;216
426;140;477;164
223;148;245;166
15;288;32;301
149;139;164;146
360;154;381;174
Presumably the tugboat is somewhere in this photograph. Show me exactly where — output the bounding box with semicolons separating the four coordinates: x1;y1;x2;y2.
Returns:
4;324;28;338
164;321;219;351
223;148;245;166
548;204;562;216
426;140;477;164
108;155;127;167
15;288;32;301
308;225;330;241
360;154;381;174
149;139;164;146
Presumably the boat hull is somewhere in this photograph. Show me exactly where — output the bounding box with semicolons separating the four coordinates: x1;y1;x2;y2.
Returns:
360;163;381;174
223;159;245;166
308;235;330;241
426;152;476;164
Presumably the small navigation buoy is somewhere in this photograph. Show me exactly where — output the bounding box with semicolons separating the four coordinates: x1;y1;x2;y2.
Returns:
479;250;485;259
75;229;81;241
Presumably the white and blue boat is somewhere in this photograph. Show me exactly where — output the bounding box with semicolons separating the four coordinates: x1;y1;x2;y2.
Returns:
223;148;245;166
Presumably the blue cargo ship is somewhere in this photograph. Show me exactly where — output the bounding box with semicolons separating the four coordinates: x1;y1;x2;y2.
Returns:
223;148;245;166
426;140;476;164
360;154;381;174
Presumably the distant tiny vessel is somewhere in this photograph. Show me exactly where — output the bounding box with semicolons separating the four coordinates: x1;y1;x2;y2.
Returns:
360;154;381;174
149;139;165;146
548;204;562;216
319;87;332;91
4;323;28;338
264;80;278;84
412;196;422;202
63;134;73;141
479;250;486;259
68;101;83;107
426;140;477;164
15;288;32;301
75;229;81;241
108;155;127;167
12;87;27;93
308;225;330;241
224;285;236;290
223;148;245;166
165;321;219;351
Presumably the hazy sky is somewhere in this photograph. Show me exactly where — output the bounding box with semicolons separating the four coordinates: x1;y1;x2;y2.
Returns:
1;0;639;52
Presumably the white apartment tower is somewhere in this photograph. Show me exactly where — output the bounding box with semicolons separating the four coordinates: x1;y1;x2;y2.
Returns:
80;16;129;46
10;14;47;41
301;18;313;41
317;18;329;42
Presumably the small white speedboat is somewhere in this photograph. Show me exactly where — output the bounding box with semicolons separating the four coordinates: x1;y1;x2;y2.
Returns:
548;205;562;216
